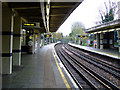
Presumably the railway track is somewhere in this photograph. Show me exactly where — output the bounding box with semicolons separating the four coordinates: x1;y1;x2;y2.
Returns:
54;44;120;89
64;44;120;87
64;44;120;79
66;44;120;70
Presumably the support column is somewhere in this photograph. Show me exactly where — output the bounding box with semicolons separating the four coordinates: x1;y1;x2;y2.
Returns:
37;32;41;47
80;37;82;45
32;32;36;54
100;33;104;49
2;5;13;74
79;37;80;44
109;32;114;48
0;1;2;75
13;14;22;66
96;33;100;49
46;37;48;44
42;35;45;46
0;2;1;89
26;29;35;54
49;37;50;44
52;35;53;43
118;30;120;53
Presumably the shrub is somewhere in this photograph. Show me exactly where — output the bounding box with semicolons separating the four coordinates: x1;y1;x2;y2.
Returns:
84;43;87;46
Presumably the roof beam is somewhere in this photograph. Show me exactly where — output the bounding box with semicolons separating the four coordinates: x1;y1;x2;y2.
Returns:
18;13;41;16
23;16;42;19
14;7;40;10
40;2;47;32
21;17;28;22
50;14;66;17
51;5;73;8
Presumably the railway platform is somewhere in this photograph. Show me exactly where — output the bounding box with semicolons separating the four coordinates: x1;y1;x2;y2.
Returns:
2;43;76;89
68;43;120;59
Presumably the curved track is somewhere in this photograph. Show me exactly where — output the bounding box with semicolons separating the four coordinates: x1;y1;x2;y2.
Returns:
55;43;120;90
65;44;120;79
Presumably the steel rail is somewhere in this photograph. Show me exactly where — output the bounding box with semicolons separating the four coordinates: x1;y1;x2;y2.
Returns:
65;45;120;79
62;45;119;90
56;48;83;90
61;47;111;90
67;44;120;71
59;48;98;90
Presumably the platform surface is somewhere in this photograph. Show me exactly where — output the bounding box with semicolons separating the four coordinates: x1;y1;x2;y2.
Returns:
2;43;75;89
68;43;120;59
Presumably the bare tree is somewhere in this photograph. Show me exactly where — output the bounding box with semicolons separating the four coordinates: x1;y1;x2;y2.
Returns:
98;0;118;24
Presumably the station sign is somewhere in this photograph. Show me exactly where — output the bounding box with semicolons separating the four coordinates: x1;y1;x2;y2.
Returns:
24;23;36;26
44;33;52;38
27;29;33;35
23;22;40;29
78;35;85;38
80;36;83;37
47;35;49;37
76;34;86;38
46;35;52;38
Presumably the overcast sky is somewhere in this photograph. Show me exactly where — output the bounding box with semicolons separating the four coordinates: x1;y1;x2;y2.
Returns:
57;0;120;36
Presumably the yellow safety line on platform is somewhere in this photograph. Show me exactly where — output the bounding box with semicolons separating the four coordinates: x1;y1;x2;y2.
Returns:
52;50;71;89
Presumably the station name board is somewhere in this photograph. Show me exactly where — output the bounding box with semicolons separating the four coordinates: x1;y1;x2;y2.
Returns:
24;23;36;26
22;22;40;29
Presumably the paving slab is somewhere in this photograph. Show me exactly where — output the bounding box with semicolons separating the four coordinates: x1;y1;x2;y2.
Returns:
2;43;75;89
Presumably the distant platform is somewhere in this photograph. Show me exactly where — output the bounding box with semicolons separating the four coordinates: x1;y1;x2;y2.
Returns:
68;43;120;60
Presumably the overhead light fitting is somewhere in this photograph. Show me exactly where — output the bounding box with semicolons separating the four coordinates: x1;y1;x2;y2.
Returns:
27;31;29;33
47;7;49;16
102;30;108;33
109;29;114;32
23;29;26;32
116;28;120;31
48;0;50;4
91;33;94;34
94;32;97;34
98;31;102;33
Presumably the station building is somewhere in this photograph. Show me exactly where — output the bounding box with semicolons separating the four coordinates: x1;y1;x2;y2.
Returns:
86;20;120;51
85;2;120;53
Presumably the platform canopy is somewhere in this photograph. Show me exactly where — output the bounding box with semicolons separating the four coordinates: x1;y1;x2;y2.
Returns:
85;19;120;34
4;0;83;33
